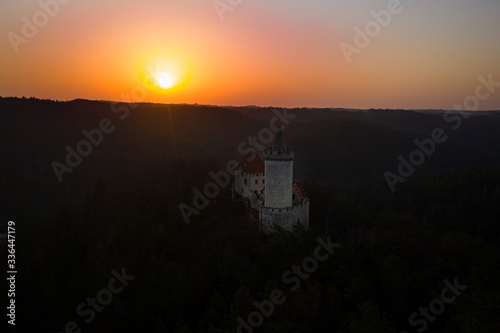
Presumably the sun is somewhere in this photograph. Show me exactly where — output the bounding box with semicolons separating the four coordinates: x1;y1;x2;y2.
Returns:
156;72;175;89
138;53;193;93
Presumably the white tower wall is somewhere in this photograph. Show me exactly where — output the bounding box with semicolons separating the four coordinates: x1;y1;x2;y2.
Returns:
258;127;309;233
264;159;293;208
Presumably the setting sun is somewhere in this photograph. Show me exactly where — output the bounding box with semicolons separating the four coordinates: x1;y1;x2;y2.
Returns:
156;72;175;89
136;52;193;96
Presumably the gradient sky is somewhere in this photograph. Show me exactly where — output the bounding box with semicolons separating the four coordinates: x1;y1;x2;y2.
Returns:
1;0;499;109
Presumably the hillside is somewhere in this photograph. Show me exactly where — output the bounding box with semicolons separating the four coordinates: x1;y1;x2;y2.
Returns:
2;97;500;332
2;97;500;222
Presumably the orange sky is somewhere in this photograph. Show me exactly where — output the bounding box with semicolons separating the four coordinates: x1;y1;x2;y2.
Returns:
1;0;499;109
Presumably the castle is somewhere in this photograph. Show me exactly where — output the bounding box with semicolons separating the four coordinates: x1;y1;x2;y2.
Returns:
234;128;310;233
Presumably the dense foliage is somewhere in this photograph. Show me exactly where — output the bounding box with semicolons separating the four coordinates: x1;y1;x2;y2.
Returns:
7;165;500;332
2;98;500;332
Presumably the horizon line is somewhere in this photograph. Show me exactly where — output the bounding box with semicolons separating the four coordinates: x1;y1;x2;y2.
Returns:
1;96;499;113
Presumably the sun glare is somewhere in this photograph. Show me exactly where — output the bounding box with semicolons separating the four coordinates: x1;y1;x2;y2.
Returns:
138;53;192;94
157;72;175;89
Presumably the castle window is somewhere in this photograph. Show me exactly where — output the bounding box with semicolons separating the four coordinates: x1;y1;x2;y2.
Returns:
244;179;247;185
255;180;258;185
263;179;265;184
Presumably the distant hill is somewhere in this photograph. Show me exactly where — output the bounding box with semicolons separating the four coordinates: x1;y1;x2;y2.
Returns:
1;96;500;222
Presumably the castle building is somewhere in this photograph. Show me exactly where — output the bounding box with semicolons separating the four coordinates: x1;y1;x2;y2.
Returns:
234;128;309;233
233;152;265;208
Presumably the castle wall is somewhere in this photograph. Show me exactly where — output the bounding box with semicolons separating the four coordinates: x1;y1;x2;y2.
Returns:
264;159;293;208
259;198;309;233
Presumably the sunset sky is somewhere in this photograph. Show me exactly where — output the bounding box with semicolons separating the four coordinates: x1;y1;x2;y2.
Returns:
1;0;499;110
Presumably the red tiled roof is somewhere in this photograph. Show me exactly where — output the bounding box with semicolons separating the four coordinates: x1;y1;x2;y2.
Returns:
236;152;265;174
293;182;305;200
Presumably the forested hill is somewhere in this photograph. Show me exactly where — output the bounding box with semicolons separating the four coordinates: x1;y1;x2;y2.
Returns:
2;97;500;332
1;97;500;222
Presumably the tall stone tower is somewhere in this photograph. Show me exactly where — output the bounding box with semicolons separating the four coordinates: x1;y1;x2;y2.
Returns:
259;128;309;233
263;127;293;208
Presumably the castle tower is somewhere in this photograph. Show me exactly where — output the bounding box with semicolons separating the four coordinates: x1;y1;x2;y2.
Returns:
263;127;294;208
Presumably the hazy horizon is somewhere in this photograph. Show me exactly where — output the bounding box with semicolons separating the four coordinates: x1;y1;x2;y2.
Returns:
3;95;500;114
